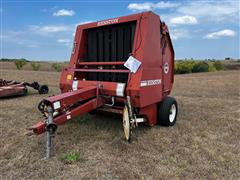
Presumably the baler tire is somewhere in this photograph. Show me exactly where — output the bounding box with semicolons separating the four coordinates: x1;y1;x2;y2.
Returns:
158;96;178;126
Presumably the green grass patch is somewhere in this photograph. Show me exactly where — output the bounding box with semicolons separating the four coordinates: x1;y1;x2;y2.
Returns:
213;61;224;71
75;114;92;124
14;59;28;70
174;60;195;74
62;152;80;164
31;62;41;71
174;60;223;74
52;63;62;72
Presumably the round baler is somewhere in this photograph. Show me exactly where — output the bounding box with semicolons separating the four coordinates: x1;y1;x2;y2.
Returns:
28;11;178;158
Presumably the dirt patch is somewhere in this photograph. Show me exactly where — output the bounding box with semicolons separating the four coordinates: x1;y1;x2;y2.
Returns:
0;69;239;179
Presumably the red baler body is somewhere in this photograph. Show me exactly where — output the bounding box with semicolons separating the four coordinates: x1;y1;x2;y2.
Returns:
30;11;174;135
61;11;174;124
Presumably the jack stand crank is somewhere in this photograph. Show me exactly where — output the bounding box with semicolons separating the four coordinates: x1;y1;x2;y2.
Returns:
45;106;57;159
46;129;53;159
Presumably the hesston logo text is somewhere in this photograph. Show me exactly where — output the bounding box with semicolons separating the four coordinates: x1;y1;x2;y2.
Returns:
97;18;118;26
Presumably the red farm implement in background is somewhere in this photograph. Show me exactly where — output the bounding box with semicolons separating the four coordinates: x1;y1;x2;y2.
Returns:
27;11;178;159
0;79;48;98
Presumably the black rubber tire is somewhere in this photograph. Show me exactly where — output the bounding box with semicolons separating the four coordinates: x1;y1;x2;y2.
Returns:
38;85;49;94
158;96;178;126
38;100;46;113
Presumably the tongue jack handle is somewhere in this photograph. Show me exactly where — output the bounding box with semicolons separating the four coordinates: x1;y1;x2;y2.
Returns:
45;106;57;159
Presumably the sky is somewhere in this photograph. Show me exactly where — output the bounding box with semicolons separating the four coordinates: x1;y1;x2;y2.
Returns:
0;0;239;61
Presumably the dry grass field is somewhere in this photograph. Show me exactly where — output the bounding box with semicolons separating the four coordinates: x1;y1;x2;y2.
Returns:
0;61;68;71
0;69;239;179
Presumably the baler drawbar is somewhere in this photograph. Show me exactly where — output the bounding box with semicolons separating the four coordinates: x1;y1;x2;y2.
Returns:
28;11;178;159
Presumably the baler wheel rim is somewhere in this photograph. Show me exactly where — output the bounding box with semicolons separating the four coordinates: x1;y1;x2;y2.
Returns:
123;106;131;141
169;104;177;123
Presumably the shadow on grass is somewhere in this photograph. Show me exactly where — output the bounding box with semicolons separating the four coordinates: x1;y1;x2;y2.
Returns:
66;111;151;143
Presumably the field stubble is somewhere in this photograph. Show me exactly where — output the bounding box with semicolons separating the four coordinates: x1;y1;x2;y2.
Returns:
0;69;239;179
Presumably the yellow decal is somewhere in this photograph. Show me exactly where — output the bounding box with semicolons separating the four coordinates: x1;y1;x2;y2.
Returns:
67;74;72;80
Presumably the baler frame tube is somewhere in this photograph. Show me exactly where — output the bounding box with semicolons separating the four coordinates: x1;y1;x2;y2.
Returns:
29;98;100;135
28;86;102;136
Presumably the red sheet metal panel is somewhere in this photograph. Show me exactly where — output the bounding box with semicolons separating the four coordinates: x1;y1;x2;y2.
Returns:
44;86;97;108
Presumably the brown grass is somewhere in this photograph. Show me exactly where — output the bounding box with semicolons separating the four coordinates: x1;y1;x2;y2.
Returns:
0;69;239;179
0;61;68;71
